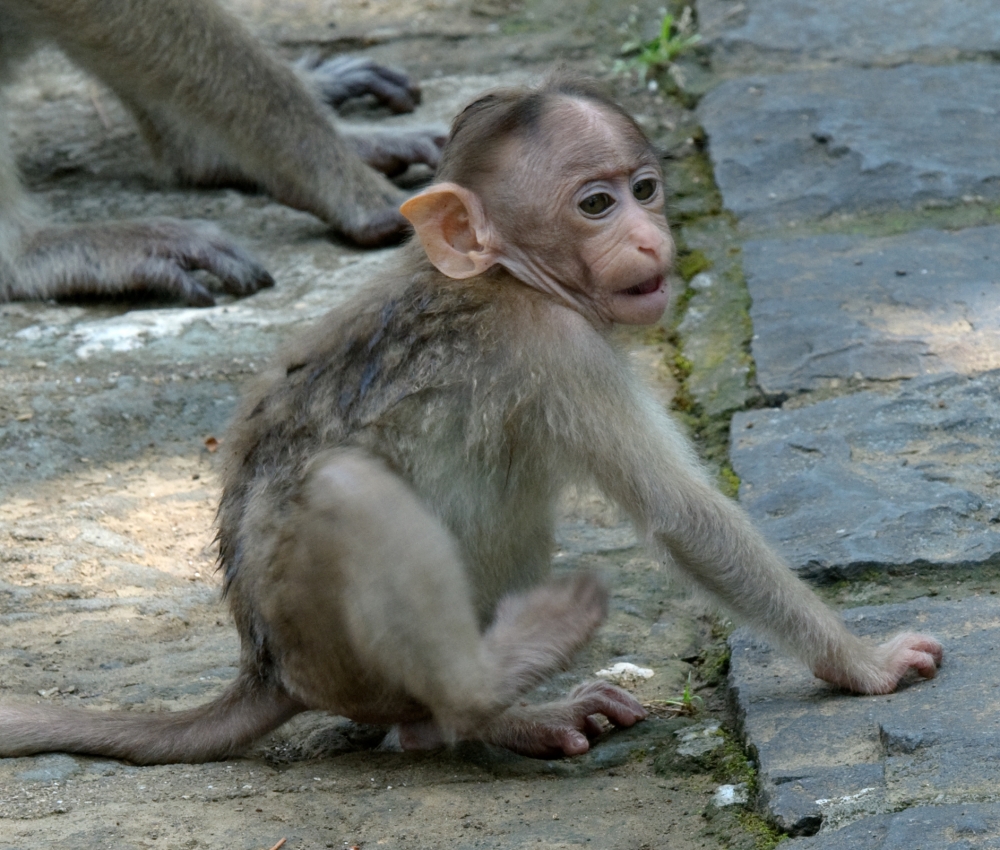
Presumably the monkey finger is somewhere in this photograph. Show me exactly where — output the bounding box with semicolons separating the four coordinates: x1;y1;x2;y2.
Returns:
880;632;943;682
905;649;942;680
346;129;446;177
301;55;421;114
192;238;276;297
566;681;649;728
132;258;217;307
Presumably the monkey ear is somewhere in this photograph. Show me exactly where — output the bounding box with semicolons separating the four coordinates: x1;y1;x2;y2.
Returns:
400;183;499;279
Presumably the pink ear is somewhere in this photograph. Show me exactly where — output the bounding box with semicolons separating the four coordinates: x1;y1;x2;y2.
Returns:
400;183;498;279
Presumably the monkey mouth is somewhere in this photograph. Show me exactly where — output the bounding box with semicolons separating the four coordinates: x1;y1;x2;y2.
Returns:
621;275;665;297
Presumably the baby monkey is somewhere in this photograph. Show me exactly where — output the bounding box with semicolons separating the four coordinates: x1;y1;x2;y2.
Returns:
0;77;942;764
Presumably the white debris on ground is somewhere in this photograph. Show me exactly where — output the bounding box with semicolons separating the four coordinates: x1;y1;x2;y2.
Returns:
711;783;749;808
594;662;655;685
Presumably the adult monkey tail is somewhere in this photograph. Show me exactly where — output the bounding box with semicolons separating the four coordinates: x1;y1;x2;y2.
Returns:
0;675;302;764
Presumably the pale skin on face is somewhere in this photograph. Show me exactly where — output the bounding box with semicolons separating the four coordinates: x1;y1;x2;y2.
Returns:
401;98;675;328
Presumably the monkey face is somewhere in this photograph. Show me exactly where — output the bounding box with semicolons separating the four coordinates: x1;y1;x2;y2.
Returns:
495;99;675;326
568;161;673;326
401;95;674;327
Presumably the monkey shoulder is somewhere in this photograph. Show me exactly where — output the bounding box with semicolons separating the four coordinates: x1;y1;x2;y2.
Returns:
220;269;495;475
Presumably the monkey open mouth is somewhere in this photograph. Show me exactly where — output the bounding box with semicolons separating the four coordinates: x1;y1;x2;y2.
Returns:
622;275;665;297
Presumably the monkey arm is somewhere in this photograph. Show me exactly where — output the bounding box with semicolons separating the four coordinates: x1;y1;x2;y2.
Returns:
549;325;942;695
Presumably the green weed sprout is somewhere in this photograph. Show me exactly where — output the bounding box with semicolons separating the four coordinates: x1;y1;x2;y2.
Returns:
644;672;704;718
616;7;702;84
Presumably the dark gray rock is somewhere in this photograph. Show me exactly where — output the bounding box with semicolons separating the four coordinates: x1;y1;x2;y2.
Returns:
730;371;1000;580
740;227;1000;397
784;804;1000;849
698;65;1000;226
730;596;1000;840
697;0;1000;71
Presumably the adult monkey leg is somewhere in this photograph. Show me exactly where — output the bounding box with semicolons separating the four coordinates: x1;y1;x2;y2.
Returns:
9;0;434;247
262;449;641;750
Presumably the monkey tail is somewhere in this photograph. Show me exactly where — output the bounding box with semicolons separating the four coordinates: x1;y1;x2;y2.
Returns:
0;675;303;765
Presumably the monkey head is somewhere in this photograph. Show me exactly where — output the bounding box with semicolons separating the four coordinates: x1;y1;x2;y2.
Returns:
400;81;674;327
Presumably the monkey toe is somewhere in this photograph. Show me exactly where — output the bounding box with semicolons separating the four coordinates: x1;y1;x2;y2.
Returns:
567;681;648;728
347;133;444;177
487;682;646;758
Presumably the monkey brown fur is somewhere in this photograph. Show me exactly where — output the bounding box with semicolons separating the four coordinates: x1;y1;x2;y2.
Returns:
0;77;942;765
0;0;443;306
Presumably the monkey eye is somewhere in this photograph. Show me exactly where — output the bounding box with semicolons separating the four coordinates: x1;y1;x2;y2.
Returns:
632;178;658;202
579;193;615;216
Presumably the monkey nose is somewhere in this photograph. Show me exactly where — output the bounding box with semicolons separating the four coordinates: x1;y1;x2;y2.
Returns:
632;221;666;261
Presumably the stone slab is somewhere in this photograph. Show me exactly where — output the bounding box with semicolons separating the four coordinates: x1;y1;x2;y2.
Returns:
697;0;1000;72
698;64;1000;226
741;227;1000;397
730;371;1000;580
783;803;1000;849
729;595;1000;839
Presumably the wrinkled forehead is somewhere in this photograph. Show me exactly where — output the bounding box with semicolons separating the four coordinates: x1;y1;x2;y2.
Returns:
503;97;658;185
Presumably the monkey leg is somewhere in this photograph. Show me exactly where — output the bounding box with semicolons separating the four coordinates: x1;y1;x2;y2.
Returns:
2;218;273;306
14;0;426;246
393;580;643;757
265;449;608;739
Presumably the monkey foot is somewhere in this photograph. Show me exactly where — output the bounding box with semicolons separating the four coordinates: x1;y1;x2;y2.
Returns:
393;681;647;759
483;681;648;759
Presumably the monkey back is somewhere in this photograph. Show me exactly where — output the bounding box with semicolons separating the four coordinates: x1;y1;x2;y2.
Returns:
216;254;569;630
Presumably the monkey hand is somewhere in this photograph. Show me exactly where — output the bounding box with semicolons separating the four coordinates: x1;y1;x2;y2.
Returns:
344;128;447;178
482;681;648;759
15;219;274;307
813;631;943;695
295;54;422;114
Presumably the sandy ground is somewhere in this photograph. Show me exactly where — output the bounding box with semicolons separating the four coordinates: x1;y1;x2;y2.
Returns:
0;1;759;847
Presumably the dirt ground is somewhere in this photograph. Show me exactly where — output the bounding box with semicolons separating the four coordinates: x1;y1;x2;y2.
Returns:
0;1;763;848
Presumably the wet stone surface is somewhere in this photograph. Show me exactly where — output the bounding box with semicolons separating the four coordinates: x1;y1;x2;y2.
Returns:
741;227;1000;398
698;64;1000;227
730;596;1000;841
697;0;1000;72
730;371;1000;581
